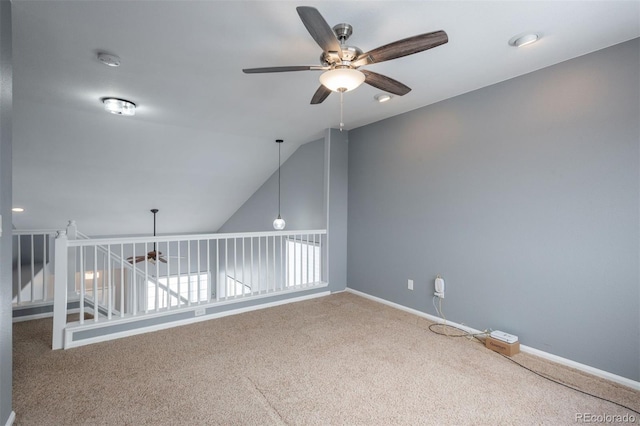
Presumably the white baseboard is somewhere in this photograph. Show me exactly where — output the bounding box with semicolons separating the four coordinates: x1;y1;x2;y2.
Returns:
13;308;80;323
64;290;331;349
12;312;53;322
4;411;15;426
345;287;640;391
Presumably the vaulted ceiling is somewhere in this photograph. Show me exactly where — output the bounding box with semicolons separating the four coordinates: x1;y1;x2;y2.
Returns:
10;1;640;236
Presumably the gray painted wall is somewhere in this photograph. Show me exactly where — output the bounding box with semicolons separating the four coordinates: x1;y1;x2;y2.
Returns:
219;132;348;293
218;138;325;233
0;0;13;422
325;129;348;291
348;39;639;381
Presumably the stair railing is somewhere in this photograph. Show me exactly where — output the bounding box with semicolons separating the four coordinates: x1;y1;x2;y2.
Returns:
12;229;57;305
52;228;328;349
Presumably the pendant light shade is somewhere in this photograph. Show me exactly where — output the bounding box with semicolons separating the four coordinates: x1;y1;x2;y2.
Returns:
319;68;365;92
273;139;286;230
273;215;286;230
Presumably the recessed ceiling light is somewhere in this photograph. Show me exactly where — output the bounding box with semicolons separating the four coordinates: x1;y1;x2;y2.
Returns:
12;207;24;212
103;98;136;116
97;52;121;67
375;94;392;103
509;33;540;47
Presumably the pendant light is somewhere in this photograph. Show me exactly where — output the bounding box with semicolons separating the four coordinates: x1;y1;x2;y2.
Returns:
273;139;286;230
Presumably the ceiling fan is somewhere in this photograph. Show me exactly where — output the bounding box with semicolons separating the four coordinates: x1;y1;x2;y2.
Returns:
127;209;167;265
242;6;448;104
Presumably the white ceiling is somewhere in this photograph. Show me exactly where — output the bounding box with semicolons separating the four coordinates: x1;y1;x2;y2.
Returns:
10;1;640;236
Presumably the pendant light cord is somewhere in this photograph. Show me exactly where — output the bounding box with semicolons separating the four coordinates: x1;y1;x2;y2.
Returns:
152;210;157;252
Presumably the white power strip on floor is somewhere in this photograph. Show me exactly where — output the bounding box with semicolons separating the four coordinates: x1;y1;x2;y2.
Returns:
490;330;518;344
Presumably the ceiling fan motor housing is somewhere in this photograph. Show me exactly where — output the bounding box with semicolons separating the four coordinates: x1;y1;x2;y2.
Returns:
321;45;362;66
333;23;353;41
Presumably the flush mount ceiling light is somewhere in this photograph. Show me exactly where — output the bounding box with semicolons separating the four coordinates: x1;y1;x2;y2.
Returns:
375;94;392;103
12;207;24;212
103;98;136;116
273;139;286;231
509;33;540;47
319;68;365;93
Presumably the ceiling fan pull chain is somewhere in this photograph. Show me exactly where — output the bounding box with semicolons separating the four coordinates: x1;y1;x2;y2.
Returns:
339;89;344;132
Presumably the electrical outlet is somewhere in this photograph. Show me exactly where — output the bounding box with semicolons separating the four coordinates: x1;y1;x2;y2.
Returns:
194;307;206;316
408;279;414;290
434;276;445;299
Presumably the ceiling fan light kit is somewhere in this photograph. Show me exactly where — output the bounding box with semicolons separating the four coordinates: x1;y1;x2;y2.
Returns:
243;6;448;129
103;98;136;116
319;68;365;92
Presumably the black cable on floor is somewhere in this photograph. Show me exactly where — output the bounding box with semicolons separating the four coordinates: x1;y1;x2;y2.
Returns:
428;322;640;416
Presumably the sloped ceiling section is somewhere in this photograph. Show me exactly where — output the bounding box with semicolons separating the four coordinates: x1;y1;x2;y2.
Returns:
10;1;640;236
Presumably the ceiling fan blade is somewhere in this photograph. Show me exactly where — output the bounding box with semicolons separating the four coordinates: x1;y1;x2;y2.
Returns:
310;85;332;104
243;65;326;74
159;257;168;264
353;30;448;67
296;6;342;58
127;256;147;264
362;70;411;96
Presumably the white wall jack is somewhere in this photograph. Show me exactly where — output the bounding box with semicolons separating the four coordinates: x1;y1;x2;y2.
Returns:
434;275;445;299
408;279;414;290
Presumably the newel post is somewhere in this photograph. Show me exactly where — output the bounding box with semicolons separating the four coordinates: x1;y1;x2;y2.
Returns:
52;229;68;350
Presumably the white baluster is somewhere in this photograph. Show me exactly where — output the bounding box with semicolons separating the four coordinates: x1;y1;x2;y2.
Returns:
120;244;124;317
93;246;98;322
187;241;192;305
107;244;112;320
215;239;219;302
197;239;201;302
16;235;21;304
207;239;211;303
177;242;181;307
30;234;35;302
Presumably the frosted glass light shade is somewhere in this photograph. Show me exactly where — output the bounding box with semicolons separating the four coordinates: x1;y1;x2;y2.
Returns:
319;68;365;92
103;98;136;116
273;216;286;230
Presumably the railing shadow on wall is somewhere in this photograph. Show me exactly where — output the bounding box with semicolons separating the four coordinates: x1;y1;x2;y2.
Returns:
51;224;328;349
11;229;60;322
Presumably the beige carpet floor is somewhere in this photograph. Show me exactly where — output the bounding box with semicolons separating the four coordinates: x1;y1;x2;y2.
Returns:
13;292;639;425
